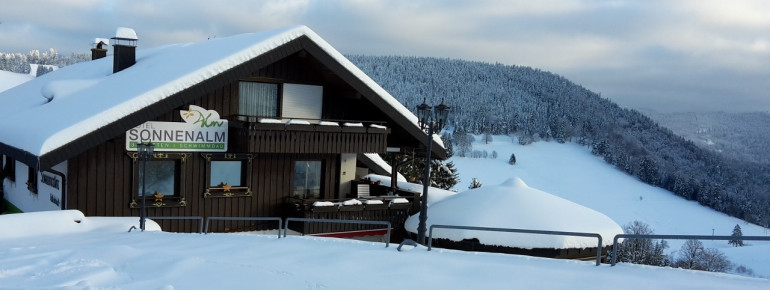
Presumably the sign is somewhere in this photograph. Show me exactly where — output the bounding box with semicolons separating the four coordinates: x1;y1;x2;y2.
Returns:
126;105;228;152
39;172;62;209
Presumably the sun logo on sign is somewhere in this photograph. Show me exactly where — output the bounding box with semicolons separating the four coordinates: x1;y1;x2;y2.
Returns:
180;105;225;128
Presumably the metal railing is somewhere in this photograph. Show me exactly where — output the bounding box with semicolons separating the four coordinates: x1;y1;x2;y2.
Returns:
610;234;770;266
147;216;204;233
428;225;604;266
284;217;392;247
204;217;283;238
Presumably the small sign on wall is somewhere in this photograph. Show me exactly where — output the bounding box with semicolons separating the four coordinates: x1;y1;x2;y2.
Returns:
40;172;62;209
126;105;228;152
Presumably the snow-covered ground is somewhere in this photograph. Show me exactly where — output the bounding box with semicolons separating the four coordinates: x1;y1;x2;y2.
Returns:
0;210;767;289
1;136;769;288
448;135;770;277
0;70;34;92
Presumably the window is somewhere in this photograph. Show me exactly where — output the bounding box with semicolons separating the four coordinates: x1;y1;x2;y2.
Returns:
202;153;252;198
293;160;322;199
210;161;243;187
239;82;279;118
129;152;188;208
142;160;177;197
282;84;323;120
2;156;16;182
27;165;37;193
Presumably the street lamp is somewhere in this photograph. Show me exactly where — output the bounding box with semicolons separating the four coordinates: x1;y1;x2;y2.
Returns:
415;98;450;244
137;141;154;231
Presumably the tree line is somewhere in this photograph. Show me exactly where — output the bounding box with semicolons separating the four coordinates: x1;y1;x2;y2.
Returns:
0;49;90;76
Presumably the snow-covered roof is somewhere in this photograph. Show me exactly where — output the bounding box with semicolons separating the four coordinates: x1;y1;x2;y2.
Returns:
363;174;456;205
405;177;624;249
0;25;440;169
360;154;406;181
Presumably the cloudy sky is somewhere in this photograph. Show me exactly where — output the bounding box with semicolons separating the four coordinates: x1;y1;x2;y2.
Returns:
1;0;768;113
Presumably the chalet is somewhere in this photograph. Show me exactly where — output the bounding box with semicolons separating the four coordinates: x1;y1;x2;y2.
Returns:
0;26;445;233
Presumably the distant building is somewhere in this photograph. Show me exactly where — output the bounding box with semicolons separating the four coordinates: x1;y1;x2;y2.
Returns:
0;26;445;233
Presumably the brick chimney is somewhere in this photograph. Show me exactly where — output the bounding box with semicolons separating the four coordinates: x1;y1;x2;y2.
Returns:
91;38;109;60
111;27;137;73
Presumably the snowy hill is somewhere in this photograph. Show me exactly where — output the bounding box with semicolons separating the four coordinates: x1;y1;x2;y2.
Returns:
0;69;34;92
446;135;770;277
349;55;770;228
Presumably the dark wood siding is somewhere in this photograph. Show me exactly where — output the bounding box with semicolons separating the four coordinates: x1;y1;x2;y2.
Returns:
63;44;407;232
67;136;340;232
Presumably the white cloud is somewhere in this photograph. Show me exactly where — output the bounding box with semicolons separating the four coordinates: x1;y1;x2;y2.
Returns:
1;0;769;112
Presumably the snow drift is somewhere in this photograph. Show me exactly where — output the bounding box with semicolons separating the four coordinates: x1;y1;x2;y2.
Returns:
405;177;624;249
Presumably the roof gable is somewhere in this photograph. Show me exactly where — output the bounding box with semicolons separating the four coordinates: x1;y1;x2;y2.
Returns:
0;26;444;170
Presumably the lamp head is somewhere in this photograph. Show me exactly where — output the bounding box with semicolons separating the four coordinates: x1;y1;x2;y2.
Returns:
434;98;450;130
416;98;432;129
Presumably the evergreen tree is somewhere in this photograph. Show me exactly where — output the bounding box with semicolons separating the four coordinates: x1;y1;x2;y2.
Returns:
508;153;517;165
36;65;54;77
432;159;460;190
638;157;660;186
729;224;744;247
468;177;482;189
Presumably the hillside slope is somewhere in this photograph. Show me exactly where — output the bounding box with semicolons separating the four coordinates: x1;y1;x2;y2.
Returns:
347;55;770;227
644;110;770;165
447;135;770;277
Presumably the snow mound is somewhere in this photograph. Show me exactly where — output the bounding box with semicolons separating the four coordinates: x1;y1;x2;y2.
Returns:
0;210;160;240
405;177;623;249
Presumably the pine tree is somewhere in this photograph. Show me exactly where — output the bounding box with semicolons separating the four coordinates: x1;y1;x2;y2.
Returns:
729;224;744;247
468;177;482;189
508;153;516;165
432;159;459;190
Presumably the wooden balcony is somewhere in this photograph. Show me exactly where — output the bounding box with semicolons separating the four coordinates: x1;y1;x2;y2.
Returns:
228;117;389;154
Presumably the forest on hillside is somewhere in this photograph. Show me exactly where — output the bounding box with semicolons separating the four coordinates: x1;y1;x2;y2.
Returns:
645;110;770;166
2;50;768;228
347;55;770;228
0;49;89;76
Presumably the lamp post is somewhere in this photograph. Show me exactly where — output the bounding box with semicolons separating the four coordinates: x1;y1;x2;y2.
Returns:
137;141;154;231
415;98;450;244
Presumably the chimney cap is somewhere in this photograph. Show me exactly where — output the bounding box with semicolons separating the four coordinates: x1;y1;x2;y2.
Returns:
112;27;138;41
93;38;110;49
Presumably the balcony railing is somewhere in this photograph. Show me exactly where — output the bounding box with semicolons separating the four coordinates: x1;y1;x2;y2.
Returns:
227;115;389;154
